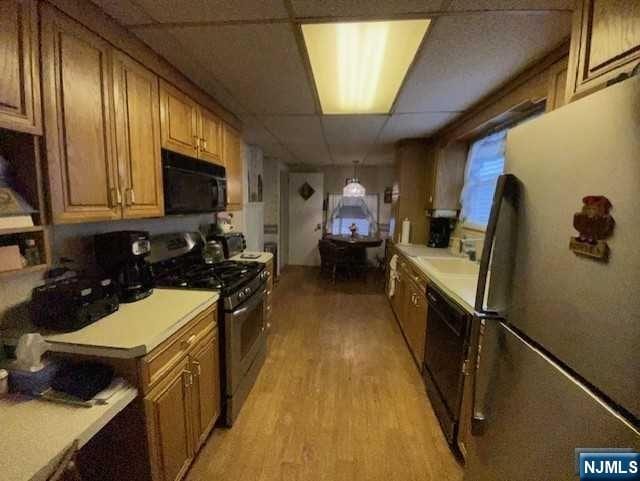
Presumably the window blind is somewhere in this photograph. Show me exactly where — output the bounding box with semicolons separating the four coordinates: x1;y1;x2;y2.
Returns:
459;129;507;228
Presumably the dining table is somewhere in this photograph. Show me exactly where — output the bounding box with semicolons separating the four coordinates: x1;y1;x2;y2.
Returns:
324;234;383;248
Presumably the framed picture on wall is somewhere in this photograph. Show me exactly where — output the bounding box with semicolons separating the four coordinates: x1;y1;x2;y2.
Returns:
384;187;392;204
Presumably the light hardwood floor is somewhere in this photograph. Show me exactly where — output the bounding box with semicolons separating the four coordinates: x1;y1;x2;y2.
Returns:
186;266;463;481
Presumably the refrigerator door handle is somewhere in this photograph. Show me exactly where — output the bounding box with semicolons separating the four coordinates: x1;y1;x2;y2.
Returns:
474;173;517;315
470;314;505;436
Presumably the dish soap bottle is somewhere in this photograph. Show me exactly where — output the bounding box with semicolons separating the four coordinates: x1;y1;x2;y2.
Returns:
23;238;40;266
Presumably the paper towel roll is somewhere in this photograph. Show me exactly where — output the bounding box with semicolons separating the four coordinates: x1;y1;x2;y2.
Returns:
401;218;410;244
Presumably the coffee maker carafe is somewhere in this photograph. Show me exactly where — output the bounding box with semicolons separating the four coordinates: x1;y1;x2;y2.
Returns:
427;217;454;248
94;231;153;303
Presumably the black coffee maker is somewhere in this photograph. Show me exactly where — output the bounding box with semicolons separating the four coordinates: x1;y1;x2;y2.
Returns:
94;231;153;303
427;217;454;248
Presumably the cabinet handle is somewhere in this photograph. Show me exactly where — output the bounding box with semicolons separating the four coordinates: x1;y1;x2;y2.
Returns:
130;189;136;205
110;187;122;207
192;360;202;377
193;135;199;150
181;334;197;350
202;138;208;151
183;369;193;387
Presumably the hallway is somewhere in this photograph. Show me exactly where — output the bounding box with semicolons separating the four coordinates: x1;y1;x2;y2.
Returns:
186;267;463;481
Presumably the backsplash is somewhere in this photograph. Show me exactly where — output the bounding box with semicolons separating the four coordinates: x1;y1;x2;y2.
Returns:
0;212;222;329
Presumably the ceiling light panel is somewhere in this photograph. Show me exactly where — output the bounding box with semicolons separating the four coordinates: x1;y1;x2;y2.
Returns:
302;19;430;114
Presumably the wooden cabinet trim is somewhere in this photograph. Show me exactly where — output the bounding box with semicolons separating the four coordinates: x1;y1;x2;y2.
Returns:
197;107;223;165
159;79;199;158
567;0;640;102
0;0;42;134
112;50;164;219
144;356;194;481
40;4;122;224
140;305;217;394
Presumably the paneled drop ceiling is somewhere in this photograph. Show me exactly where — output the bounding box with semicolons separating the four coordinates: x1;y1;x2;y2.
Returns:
92;0;573;165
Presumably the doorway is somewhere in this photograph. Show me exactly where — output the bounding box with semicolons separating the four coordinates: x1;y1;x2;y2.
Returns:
288;172;324;266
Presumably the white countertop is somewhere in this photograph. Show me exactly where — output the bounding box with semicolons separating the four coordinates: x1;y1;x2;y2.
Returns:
0;386;137;481
230;251;273;264
2;289;218;359
394;244;479;313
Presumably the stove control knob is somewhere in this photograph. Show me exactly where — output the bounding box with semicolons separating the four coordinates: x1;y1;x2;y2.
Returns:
244;287;252;295
238;291;245;299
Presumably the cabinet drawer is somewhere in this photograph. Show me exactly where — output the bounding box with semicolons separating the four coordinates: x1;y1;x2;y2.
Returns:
140;305;217;393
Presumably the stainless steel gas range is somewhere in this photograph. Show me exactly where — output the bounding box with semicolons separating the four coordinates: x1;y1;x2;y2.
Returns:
149;232;268;426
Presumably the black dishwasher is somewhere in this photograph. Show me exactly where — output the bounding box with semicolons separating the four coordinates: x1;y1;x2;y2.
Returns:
423;285;471;446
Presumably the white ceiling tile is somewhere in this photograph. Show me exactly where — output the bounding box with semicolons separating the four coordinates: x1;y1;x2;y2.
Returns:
290;0;448;19
322;115;388;164
394;12;571;113
131;0;289;23
133;28;249;116
378;112;459;144
449;0;574;11
140;23;317;115
259;115;331;164
90;0;155;25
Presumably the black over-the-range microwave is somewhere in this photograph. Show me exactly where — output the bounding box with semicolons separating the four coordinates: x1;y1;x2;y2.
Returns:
162;149;227;214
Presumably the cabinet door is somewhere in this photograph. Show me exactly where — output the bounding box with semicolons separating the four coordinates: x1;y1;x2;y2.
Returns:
198;108;223;165
0;0;41;134
113;51;164;219
190;330;221;451
41;5;121;223
159;80;199;158
223;124;243;209
145;360;194;481
407;283;428;368
567;0;640;101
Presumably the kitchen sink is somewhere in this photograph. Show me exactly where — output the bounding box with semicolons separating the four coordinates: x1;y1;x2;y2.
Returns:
416;257;480;276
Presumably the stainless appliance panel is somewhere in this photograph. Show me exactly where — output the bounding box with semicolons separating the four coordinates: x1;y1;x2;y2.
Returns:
465;321;640;481
225;287;266;397
493;77;640;419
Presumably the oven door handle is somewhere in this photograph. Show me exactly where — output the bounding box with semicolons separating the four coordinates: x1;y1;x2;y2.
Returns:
231;287;266;317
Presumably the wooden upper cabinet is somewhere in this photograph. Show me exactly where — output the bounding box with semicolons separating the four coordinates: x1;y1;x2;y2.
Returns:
112;51;164;219
40;5;121;223
223;124;243;209
198;108;223;165
159;79;199;158
567;0;640;101
0;0;41;134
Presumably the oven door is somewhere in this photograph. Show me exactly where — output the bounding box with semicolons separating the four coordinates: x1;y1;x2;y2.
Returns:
225;286;266;396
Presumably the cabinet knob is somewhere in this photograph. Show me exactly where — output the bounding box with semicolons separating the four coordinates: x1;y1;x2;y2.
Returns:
193;135;199;150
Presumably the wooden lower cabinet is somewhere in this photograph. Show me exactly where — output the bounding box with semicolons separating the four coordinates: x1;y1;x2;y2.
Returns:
145;358;194;481
388;249;428;369
142;313;220;481
264;259;274;324
190;331;221;451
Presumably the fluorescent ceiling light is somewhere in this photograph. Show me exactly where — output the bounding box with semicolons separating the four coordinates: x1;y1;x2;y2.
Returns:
302;19;430;114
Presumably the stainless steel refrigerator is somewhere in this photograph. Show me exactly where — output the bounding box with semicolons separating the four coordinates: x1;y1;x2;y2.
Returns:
465;76;640;481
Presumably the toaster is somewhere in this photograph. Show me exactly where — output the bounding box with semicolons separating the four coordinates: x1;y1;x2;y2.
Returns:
31;277;119;332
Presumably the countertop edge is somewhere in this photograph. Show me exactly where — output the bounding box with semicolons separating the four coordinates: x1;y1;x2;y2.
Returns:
394;245;477;314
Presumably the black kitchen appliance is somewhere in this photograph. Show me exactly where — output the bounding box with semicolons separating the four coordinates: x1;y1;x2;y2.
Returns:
94;231;153;303
427;217;454;248
149;232;268;426
207;232;246;259
31;276;119;332
423;285;472;446
162;149;227;214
